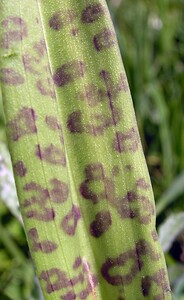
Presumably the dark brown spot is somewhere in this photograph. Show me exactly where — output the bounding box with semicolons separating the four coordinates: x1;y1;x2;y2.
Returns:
22;40;47;74
23;182;49;206
85;110;121;136
40;258;98;299
114;127;140;153
79;84;104;107
34;39;46;56
125;165;132;171
142;276;151;297
67;109;121;136
119;203;133;220
68;71;126;136
23;182;55;222
71;28;79;36
80;162;153;225
37;78;56;99
80;163;115;204
152;230;159;242
45;118;63;144
25;207;55;221
84;163;108;182
73;257;82;269
77;266;98;300
111;165;120;176
136;239;161;261
70;271;84;287
36;144;66;166
22;54;39;75
67;111;84;133
119;73;129;93
40;268;71;293
137;196;155;224
101;240;160;286
61;205;81;236
81;4;106;23
61;292;76;300
49;10;76;30
100;70;127;99
45;115;60;131
79;291;88;300
117;189;154;224
28;228;58;253
99;70;125;136
141;269;170;299
53;61;86;87
23;42;49;78
50;179;69;203
101;249;138;285
136;178;150;190
7;107;37;141
60;258;98;300
13;161;27;177
90;210;112;238
0;68;24;85
94;28;116;51
2;16;27;48
126;191;137;202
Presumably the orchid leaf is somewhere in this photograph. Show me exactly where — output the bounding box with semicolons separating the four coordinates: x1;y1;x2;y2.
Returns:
0;1;171;299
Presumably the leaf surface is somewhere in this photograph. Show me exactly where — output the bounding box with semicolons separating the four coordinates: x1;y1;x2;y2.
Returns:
0;0;171;299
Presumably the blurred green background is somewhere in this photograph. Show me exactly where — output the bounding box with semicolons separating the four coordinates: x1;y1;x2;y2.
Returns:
0;0;184;299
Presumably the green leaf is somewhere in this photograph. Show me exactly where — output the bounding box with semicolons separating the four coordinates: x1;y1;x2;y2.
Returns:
0;293;14;300
173;274;184;297
157;171;184;216
0;0;171;299
0;142;22;222
168;264;184;287
159;213;184;252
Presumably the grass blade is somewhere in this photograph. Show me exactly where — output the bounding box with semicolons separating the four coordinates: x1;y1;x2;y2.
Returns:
157;171;184;216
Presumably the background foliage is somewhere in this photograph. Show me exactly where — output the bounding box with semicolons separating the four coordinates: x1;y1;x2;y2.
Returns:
0;0;184;299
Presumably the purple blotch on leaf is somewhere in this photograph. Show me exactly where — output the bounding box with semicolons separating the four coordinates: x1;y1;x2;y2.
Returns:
81;4;106;23
141;269;170;299
61;292;76;300
53;61;86;87
61;205;81;236
50;178;69;203
73;257;82;269
7;107;37;141
37;79;56;99
28;228;58;253
0;68;24;85
45;115;61;131
67;111;84;133
49;10;76;30
114;127;140;153
23;182;55;222
80;163;115;204
36;144;66;166
13;161;27;177
90;210;112;238
101;239;160;286
2;16;27;48
40;268;71;293
94;28;116;51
